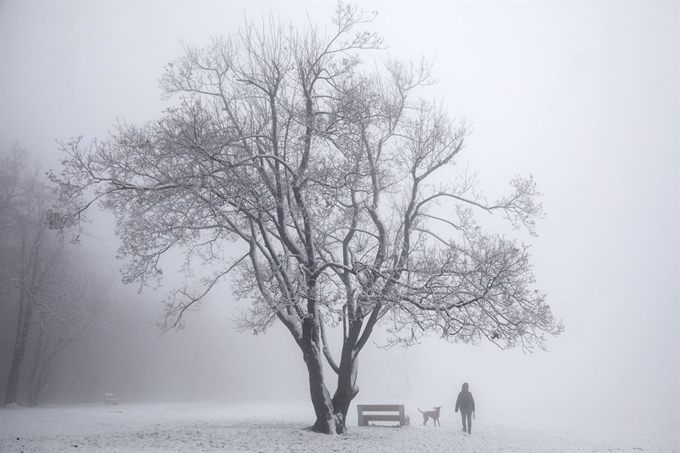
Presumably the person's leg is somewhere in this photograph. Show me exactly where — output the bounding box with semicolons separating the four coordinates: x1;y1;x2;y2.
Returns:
466;411;472;433
460;411;467;432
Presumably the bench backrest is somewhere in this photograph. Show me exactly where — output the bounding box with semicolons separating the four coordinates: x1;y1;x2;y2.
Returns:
357;404;407;426
357;404;403;412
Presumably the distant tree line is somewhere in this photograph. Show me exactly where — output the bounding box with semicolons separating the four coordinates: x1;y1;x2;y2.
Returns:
0;145;124;406
3;144;303;407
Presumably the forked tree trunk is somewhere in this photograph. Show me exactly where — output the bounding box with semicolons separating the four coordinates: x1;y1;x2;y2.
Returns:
301;317;343;434
305;354;342;433
301;316;360;434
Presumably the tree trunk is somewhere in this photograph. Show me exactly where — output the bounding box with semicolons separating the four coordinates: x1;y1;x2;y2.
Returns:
300;323;362;433
332;349;360;429
5;234;43;407
329;316;366;429
4;287;33;406
27;312;48;407
27;354;51;407
301;317;344;434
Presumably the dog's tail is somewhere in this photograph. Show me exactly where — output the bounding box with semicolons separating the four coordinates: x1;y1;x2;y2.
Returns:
418;408;424;414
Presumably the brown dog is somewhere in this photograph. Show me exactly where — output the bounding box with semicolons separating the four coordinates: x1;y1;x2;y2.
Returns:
418;406;442;426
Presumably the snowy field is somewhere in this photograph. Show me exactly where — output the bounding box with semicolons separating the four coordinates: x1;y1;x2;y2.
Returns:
1;401;677;453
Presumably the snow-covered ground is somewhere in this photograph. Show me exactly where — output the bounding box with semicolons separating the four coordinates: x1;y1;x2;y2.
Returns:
1;401;677;453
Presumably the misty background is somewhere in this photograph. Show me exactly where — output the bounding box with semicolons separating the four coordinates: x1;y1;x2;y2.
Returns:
1;0;677;434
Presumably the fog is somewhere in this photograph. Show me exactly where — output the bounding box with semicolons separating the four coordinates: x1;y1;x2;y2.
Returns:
1;0;677;435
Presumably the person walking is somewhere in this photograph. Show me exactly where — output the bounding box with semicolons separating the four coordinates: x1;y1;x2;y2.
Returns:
454;382;476;434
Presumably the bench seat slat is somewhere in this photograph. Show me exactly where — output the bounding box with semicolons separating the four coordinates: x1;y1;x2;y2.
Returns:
361;414;402;422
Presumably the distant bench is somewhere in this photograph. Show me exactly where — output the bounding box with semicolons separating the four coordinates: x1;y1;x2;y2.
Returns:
104;393;119;406
357;404;410;426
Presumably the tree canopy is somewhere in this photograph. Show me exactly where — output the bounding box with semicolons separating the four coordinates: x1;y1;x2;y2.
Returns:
50;3;563;433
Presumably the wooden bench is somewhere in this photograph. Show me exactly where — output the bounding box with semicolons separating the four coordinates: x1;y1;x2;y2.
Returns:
357;404;410;426
104;393;119;405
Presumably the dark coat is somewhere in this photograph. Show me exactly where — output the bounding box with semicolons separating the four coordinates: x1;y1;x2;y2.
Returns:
455;382;475;413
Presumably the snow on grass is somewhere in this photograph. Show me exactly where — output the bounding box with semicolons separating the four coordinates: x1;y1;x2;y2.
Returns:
1;401;677;453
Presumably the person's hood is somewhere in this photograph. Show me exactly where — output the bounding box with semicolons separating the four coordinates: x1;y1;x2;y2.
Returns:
462;382;469;392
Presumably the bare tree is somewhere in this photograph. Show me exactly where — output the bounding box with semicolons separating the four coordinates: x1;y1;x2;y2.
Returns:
1;151;61;406
0;147;113;407
50;3;563;433
0;149;25;402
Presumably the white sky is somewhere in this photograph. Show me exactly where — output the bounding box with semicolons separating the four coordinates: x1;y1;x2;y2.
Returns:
1;0;678;432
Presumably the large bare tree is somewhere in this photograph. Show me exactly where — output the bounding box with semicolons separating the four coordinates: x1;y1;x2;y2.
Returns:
50;3;562;433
